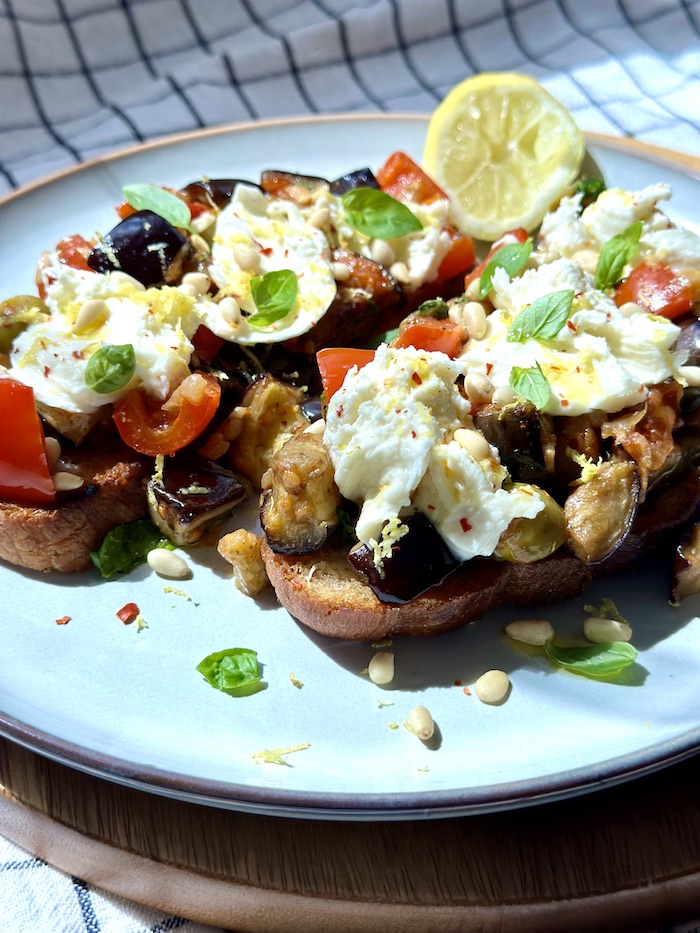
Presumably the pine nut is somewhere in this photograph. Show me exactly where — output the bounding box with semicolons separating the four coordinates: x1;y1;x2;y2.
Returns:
182;272;211;295
368;651;395;686
233;242;261;273
190;211;215;234
219;296;241;325
474;670;510;704
331;261;351;282
491;385;517;408
454;427;491;461
308;206;330;228
303;418;326;435
177;283;198;298
583;616;632;644
74;298;108;333
465;277;482;301
679;365;700;388
370;239;395;267
465;372;493;404
462;301;487;339
44;436;61;472
147;548;190;579
505;618;555;646
190;233;211;256
389;261;411;284
408;705;434;740
53;471;84;492
110;271;146;291
618;301;642;317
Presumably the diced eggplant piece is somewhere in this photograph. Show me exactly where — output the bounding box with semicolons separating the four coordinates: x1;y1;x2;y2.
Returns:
87;210;188;287
147;455;246;546
329;168;379;195
260;432;341;555
259;170;330;205
180;178;256;210
474;403;548;485
564;459;639;564
672;522;700;603
348;513;461;604
674;318;700;366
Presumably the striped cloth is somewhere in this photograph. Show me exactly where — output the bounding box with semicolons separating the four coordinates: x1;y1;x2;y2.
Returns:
1;0;700;931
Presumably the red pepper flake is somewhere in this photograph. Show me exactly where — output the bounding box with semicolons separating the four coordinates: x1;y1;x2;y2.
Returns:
43;366;51;377
561;399;570;408
411;372;422;385
335;405;344;417
463;686;471;696
260;246;273;256
427;504;435;510
567;320;577;332
411;430;417;438
485;362;493;375
117;602;140;624
55;615;71;626
459;517;472;533
72;350;85;360
454;679;462;687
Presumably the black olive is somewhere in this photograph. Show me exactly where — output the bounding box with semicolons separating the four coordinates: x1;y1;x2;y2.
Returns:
87;210;187;287
180;178;259;209
329;168;380;195
347;513;461;604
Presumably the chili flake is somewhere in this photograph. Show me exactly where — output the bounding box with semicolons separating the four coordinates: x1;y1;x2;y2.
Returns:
117;602;140;624
411;372;422;385
55;615;71;625
459;517;472;533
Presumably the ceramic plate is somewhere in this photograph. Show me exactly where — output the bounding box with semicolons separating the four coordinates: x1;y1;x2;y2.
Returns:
1;116;700;821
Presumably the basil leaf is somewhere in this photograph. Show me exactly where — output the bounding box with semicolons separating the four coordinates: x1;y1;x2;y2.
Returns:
122;184;192;231
85;343;136;394
507;290;574;343
248;270;299;327
90;520;175;578
573;177;606;203
479;239;533;298
594;221;643;290
341;188;423;239
196;648;265;697
509;361;550;410
544;640;638;680
417;298;449;320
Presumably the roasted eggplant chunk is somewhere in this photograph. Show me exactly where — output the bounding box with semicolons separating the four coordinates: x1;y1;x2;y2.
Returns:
475;403;548;485
261;432;341;555
259;170;329;205
180;178;256;210
147;455;246;546
564;459;640;564
329;168;379;195
673;522;700;603
87;210;188;287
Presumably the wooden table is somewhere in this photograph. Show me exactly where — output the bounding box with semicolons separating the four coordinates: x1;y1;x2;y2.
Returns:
1;736;700;932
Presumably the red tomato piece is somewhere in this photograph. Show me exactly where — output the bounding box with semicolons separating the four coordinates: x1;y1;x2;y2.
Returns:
0;379;56;505
463;228;529;291
115;200;137;221
113;372;221;456
391;317;463;358
437;226;476;282
614;263;696;319
375;152;448;205
316;348;376;402
55;234;93;272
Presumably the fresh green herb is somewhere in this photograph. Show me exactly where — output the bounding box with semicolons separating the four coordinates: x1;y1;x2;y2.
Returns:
594;221;643;290
84;343;136;394
544;640;638;680
509;361;550;410
479;239;533;298
417;298;449;319
122;183;192;231
248;270;299;327
507;290;574;342
90;520;175;578
573;177;606;203
337;506;359;545
363;325;400;350
341;187;423;239
196;648;265;697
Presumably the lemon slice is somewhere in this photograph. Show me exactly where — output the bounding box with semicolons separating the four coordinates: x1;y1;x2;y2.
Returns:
423;72;584;241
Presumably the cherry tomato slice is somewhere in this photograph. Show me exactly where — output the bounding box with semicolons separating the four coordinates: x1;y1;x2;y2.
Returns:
316;348;375;402
437;226;476;282
55;234;93;272
0;379;56;505
375;151;448;205
615;263;696;319
192;325;225;363
113;372;221;456
463;228;530;291
391;317;464;358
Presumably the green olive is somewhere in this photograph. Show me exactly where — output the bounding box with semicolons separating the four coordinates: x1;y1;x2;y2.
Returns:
495;484;567;564
0;295;49;354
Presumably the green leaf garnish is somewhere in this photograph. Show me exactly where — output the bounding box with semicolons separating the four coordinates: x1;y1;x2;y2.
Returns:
122;184;192;230
479;239;533;298
90;520;175;578
573;177;606;203
84;343;136;394
248;269;299;327
509;361;550;410
544;640;638;680
196;648;265;697
417;298;449;319
341;188;423;239
507;290;575;343
594;221;643;290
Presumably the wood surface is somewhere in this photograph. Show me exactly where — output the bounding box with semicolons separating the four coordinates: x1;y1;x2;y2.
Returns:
2;737;700;932
1;131;700;932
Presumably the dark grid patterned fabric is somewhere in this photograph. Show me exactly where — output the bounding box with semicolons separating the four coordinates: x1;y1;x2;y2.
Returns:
1;0;700;930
